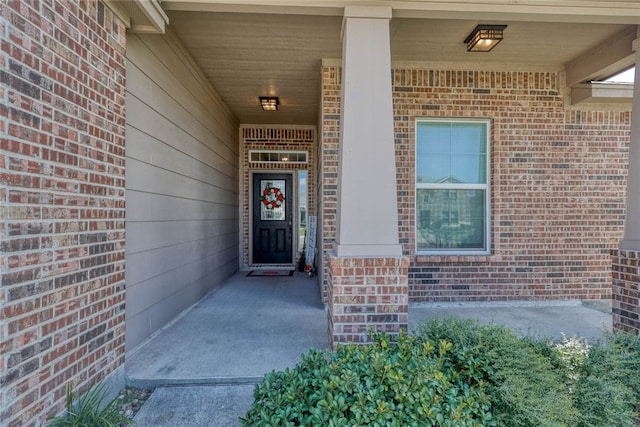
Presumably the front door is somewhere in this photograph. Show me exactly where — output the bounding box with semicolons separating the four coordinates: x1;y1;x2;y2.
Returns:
252;173;293;264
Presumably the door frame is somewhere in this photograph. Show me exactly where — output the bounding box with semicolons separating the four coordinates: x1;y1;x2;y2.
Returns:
249;170;297;266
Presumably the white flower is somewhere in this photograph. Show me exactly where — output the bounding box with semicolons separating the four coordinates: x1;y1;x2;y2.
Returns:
554;333;590;390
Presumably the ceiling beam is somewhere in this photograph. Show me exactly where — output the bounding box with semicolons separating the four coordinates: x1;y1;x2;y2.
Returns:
571;83;633;104
564;26;637;87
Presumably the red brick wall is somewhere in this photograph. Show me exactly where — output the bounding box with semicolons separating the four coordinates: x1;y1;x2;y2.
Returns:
612;250;640;333
319;66;341;301
1;1;127;425
321;66;629;303
327;255;409;348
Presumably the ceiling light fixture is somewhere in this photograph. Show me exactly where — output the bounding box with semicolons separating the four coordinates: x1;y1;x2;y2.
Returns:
464;25;507;52
260;96;279;111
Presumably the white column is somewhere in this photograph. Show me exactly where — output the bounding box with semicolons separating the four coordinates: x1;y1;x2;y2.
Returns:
333;6;402;257
621;38;640;250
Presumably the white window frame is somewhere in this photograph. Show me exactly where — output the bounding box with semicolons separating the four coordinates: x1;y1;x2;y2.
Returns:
415;118;491;256
249;150;308;164
297;169;308;252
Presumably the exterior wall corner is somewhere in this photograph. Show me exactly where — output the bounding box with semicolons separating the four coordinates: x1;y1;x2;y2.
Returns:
1;1;128;424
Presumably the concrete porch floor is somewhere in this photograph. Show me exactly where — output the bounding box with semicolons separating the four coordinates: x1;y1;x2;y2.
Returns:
129;271;612;426
126;270;328;388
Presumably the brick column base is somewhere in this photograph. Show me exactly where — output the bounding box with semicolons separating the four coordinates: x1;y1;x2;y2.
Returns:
612;249;640;333
327;253;409;349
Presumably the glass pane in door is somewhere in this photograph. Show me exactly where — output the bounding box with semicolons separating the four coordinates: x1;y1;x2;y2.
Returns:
260;179;286;221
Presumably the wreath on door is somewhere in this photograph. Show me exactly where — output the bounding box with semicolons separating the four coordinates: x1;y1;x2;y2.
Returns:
260;184;285;209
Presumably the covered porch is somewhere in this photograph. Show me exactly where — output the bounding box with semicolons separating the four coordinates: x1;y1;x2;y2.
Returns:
123;0;640;353
127;271;612;426
125;271;612;388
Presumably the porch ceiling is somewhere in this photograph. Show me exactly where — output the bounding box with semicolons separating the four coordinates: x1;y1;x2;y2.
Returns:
162;2;640;125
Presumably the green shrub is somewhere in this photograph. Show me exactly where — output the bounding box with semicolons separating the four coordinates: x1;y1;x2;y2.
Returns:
572;331;640;426
593;331;640;401
242;320;640;427
417;318;579;427
241;332;495;426
573;375;634;427
47;382;134;427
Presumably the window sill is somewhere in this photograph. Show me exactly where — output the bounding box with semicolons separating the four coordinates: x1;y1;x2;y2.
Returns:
415;254;492;264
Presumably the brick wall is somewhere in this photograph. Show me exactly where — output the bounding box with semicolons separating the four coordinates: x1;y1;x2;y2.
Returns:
319;66;341;301
612;250;640;333
241;126;316;267
321;65;629;303
327;255;409;348
1;1;127;425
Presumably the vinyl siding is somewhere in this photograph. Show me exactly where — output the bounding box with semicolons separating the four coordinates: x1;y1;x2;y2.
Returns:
125;30;240;352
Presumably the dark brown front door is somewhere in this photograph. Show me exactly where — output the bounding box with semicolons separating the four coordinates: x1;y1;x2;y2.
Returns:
252;173;293;264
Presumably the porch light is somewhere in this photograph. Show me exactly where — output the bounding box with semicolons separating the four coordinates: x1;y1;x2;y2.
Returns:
464;25;507;52
260;96;279;111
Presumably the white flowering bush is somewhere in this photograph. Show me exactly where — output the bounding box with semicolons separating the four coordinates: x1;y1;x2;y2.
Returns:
553;333;590;387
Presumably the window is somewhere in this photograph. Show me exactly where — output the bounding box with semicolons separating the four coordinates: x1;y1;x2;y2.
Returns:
298;170;308;252
416;119;490;254
249;150;308;164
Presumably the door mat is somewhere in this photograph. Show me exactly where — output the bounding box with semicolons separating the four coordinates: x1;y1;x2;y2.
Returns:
246;270;294;277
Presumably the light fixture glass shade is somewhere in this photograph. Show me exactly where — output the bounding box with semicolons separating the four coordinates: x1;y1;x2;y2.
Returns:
464;25;507;52
260;96;279;111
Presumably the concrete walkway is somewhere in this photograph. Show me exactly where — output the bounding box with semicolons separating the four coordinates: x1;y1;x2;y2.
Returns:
130;271;612;427
409;299;612;342
126;270;328;388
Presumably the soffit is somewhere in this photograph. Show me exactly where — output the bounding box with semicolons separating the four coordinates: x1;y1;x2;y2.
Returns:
167;11;343;125
165;6;636;125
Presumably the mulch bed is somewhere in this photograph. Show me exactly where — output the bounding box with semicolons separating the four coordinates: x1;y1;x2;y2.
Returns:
116;387;154;424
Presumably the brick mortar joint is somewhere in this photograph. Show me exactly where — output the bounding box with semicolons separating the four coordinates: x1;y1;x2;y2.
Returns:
612;249;640;259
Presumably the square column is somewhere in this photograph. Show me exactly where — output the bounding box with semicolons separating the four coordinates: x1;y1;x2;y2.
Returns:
614;35;640;334
333;6;402;257
612;250;640;333
327;6;408;347
328;254;410;348
620;38;640;250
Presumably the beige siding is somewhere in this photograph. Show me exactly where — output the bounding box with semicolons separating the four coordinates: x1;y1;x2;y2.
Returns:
125;30;240;352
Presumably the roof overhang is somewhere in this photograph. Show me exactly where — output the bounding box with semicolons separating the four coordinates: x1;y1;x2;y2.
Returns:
163;1;640;24
105;0;169;33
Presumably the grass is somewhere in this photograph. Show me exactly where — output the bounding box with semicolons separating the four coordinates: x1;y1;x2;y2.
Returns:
47;383;136;427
